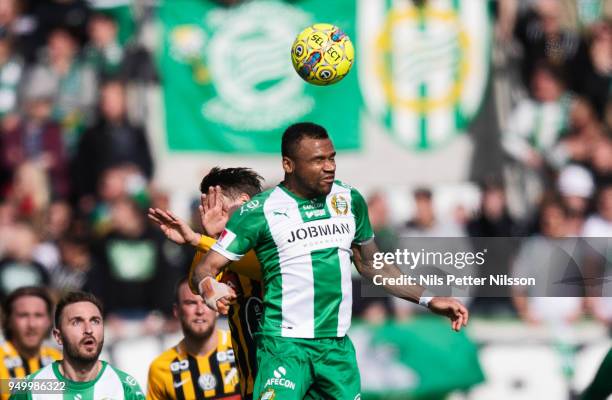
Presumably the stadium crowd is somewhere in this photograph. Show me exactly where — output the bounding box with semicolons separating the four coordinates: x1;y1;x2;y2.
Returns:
0;0;608;340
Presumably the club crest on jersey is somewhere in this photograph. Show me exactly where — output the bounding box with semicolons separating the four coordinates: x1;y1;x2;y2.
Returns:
331;194;348;215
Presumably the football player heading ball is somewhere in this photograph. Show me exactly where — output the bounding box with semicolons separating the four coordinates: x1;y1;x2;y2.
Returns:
194;122;469;400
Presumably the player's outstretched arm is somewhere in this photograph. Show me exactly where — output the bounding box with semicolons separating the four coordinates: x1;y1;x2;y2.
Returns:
352;240;468;332
148;208;201;246
191;250;236;315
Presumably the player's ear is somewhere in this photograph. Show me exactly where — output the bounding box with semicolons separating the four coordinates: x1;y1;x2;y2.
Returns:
172;303;178;320
52;328;62;346
238;193;250;204
282;156;294;174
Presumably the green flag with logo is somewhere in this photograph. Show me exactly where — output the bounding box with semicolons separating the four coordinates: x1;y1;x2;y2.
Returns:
358;0;492;151
157;0;360;153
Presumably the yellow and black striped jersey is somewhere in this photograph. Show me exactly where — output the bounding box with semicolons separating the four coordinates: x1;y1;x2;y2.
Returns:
0;341;61;400
147;330;240;400
188;235;262;399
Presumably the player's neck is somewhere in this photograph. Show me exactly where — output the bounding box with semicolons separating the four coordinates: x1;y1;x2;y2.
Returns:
10;341;39;360
59;358;101;382
282;178;317;200
183;329;218;356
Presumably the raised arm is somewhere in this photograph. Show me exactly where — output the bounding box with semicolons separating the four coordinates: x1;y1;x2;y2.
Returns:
190;250;236;315
352;239;469;332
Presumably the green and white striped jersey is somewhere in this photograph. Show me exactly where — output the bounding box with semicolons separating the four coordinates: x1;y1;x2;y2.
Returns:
212;180;374;339
9;361;144;400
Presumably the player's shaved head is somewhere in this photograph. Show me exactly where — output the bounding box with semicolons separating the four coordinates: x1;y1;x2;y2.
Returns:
282;122;329;159
200;167;263;199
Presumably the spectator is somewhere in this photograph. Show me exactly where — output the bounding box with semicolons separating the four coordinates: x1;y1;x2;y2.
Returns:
29;0;91;54
0;0;39;63
22;28;97;156
0;88;69;199
581;185;612;324
502;62;572;218
512;196;584;324
0;27;23;118
0;222;49;299
32;199;72;272
395;188;468;318
574;21;612;119
49;230;94;296
468;180;521;315
557;164;595;235
6;162;50;220
589;136;612;187
0;200;16;258
503;62;571;170
558;97;607;166
84;13;124;79
514;0;587;89
398;188;465;237
88;197;177;336
367;191;398;252
72;80;153;203
468;180;522;237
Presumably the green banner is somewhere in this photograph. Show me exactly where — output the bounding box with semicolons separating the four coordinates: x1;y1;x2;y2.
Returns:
157;0;361;153
358;0;492;151
351;316;484;399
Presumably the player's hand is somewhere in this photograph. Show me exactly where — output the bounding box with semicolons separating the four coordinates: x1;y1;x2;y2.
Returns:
148;208;200;246
199;277;237;315
428;297;469;332
200;186;229;238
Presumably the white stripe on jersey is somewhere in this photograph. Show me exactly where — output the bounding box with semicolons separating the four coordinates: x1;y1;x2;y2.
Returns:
94;365;126;399
264;187;315;338
31;365;60;400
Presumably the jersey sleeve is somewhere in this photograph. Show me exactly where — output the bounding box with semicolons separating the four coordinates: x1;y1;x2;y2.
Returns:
212;200;266;261
188;235;262;294
351;188;374;245
146;361;167;400
116;370;145;400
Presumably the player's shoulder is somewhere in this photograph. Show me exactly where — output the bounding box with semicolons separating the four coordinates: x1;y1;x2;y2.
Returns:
149;345;181;372
332;180;365;200
106;362;143;393
27;362;56;380
235;188;276;217
41;345;62;361
215;328;233;350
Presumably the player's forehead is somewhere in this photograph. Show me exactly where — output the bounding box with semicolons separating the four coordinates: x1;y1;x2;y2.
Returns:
62;301;102;321
178;282;201;302
12;296;47;314
296;137;335;159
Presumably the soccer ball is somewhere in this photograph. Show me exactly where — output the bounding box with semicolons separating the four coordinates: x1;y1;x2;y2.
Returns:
291;23;354;86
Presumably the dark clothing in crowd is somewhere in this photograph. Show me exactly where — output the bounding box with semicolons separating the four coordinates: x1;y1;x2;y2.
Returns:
73;119;153;198
89;228;190;317
514;10;588;90
0;120;69;197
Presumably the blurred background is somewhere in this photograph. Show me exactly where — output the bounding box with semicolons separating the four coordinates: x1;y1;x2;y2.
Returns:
0;0;610;398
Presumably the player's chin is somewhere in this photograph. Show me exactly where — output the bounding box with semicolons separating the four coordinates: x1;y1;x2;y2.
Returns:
318;180;334;194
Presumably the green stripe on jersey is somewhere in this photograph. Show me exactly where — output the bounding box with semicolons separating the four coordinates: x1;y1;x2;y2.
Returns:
312;248;342;336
